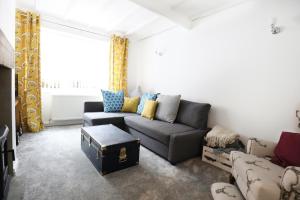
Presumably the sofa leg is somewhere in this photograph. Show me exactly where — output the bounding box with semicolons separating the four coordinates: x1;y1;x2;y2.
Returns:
229;174;235;184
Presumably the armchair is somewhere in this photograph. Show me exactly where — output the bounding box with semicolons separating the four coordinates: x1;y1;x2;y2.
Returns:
281;166;300;199
230;138;300;200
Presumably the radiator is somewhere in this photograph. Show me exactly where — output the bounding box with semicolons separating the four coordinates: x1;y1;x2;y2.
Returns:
42;94;100;126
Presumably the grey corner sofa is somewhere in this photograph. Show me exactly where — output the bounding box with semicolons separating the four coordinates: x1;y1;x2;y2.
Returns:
83;100;211;164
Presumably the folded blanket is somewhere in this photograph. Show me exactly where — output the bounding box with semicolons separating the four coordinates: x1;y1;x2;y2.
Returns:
212;140;245;154
205;125;239;148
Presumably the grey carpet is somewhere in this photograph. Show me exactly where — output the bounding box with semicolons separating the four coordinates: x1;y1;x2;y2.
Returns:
8;125;229;200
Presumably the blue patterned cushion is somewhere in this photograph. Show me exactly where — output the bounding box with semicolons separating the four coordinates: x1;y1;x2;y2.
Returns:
101;90;124;112
137;93;158;114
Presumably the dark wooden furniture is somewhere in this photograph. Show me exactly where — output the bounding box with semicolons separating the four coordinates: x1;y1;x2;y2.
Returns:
0;27;15;178
81;124;140;175
15;97;23;145
0;25;15;200
0;126;10;200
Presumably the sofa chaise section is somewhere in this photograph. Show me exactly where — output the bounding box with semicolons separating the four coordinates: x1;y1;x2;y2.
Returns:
83;102;136;129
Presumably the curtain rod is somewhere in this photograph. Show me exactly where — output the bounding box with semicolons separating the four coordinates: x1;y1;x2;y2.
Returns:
42;19;110;38
17;9;109;38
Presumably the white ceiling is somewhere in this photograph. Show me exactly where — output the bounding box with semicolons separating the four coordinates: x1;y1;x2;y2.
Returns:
16;0;246;40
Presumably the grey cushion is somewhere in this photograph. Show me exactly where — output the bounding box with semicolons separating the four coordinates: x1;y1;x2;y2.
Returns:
84;112;137;126
175;100;211;129
124;116;194;145
155;94;181;123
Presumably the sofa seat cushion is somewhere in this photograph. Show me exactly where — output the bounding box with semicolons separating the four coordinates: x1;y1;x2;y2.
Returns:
84;112;137;126
231;151;284;200
124;116;194;145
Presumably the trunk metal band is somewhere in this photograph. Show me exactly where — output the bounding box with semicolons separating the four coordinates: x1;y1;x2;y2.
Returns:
82;133;103;159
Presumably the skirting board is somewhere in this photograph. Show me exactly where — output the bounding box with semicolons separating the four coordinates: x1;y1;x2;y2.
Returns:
45;118;83;126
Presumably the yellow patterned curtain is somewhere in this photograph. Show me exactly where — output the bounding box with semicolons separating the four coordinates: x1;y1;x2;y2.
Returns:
15;10;43;132
109;35;128;95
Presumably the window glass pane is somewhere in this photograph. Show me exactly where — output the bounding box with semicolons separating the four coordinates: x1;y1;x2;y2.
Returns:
40;27;109;95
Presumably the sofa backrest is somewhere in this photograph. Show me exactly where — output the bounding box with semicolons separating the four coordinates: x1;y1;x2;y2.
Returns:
175;100;211;129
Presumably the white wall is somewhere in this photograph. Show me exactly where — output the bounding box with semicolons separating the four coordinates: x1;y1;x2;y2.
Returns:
128;0;300;142
0;0;15;47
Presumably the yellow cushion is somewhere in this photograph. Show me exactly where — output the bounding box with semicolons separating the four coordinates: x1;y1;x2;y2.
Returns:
121;97;140;113
141;100;158;120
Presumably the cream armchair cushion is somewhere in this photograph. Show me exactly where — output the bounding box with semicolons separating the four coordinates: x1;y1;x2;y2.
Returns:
231;151;283;200
211;182;243;200
246;138;277;158
281;166;300;199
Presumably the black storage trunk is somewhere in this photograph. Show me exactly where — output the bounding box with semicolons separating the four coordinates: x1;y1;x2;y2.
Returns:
81;125;140;175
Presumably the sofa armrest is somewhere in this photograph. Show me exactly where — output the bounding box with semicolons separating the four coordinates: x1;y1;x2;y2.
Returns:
168;129;209;164
281;166;300;199
246;138;277;158
84;101;104;113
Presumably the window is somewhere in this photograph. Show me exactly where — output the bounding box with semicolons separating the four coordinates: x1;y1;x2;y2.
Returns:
40;27;109;95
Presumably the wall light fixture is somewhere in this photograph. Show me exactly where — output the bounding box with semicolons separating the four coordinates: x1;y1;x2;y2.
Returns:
271;18;280;34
